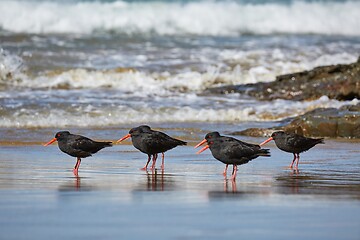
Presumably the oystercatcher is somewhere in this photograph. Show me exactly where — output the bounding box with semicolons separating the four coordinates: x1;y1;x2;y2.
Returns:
44;131;112;175
260;131;324;169
195;132;270;180
117;125;186;170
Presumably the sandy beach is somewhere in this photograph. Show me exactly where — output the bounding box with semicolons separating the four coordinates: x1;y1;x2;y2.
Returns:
1;1;360;239
0;125;359;240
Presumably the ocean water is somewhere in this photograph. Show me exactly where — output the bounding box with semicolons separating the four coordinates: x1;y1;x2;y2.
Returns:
1;0;360;128
1;2;360;239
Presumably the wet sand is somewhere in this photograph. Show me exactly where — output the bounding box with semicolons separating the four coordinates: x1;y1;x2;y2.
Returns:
0;127;359;240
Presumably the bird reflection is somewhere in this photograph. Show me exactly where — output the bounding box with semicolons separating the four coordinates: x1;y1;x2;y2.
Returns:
146;169;164;191
58;174;92;192
275;171;303;194
207;180;251;200
288;171;300;194
224;179;237;193
74;175;81;190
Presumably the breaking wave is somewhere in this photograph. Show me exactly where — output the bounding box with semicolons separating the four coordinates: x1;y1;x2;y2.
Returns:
0;0;359;36
2;52;357;92
1;94;358;128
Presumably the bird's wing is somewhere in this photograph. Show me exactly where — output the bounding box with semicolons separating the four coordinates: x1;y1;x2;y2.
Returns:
153;131;174;141
285;133;310;148
69;135;98;152
152;130;185;145
222;138;259;158
139;133;161;148
233;137;260;149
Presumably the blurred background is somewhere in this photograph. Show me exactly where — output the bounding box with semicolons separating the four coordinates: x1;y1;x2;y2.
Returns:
1;0;359;129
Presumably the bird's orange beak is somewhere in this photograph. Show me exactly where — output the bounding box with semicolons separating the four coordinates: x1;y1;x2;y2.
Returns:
194;139;207;148
43;138;57;146
195;138;209;154
117;134;131;143
259;137;273;146
196;145;209;154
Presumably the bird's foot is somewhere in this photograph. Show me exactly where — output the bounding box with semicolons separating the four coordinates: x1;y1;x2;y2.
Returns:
73;168;79;176
140;167;148;171
285;164;294;169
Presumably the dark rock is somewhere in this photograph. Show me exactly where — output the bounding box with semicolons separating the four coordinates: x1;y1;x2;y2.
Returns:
284;105;360;138
207;58;360;101
232;103;360;138
232;128;275;138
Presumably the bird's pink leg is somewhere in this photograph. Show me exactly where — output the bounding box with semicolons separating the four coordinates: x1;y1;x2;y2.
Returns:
230;165;238;181
150;154;158;170
141;155;152;170
223;164;228;176
160;152;165;170
294;153;300;169
73;157;81;175
289;153;297;169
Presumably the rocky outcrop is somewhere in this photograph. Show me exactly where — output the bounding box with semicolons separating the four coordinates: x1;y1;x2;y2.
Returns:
212;57;360;138
232;103;360;138
207;57;360;101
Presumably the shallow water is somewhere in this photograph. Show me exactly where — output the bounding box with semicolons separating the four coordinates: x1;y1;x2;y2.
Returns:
0;132;359;240
1;0;360;239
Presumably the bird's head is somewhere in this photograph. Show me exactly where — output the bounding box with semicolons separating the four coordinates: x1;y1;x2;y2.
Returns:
43;131;71;146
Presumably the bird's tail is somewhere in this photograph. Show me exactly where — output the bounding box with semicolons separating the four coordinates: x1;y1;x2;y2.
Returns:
258;148;271;157
90;141;113;154
98;141;112;148
176;139;187;146
317;138;325;144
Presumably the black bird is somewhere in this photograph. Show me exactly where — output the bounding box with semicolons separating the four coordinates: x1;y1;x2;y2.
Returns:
44;131;112;175
195;132;270;180
195;132;231;176
117;125;187;170
260;131;324;169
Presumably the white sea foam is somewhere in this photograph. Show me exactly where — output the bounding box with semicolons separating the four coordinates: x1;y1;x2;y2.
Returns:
5;48;357;92
0;49;24;80
1;95;357;128
0;1;360;36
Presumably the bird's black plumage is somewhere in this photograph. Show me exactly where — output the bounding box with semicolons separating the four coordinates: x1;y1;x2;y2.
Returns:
260;131;324;169
55;131;112;157
205;132;270;165
130;125;186;155
270;131;324;154
197;132;270;180
45;131;112;174
119;125;186;170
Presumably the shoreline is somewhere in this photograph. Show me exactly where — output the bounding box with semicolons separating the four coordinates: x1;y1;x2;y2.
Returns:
1;126;359;240
1;122;360;147
1;138;359;193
